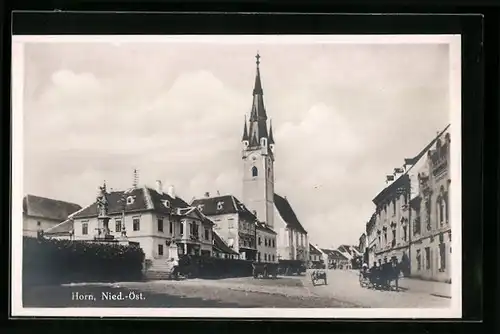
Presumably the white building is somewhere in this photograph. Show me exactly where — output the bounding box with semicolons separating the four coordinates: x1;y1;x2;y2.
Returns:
23;194;81;237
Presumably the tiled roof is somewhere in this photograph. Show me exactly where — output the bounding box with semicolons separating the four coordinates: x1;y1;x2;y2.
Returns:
274;193;307;234
191;195;256;219
213;231;239;255
309;244;322;255
321;248;348;261
23;195;82;221
256;221;277;235
72;186;189;219
44;220;73;235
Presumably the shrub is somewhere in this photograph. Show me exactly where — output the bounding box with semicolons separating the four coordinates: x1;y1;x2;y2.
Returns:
23;236;145;286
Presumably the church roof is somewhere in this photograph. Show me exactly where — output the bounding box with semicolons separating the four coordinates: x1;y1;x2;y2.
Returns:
274;193;307;234
72;186;189;219
23;195;82;222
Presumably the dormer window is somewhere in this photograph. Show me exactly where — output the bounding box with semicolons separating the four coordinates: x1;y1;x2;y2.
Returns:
126;196;135;205
216;201;223;211
163;200;171;208
197;204;204;211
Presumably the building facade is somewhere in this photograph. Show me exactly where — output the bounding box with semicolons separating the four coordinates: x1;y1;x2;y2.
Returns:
60;182;214;260
365;125;451;282
409;132;451;282
191;194;259;261
309;244;323;266
23;195;81;237
256;222;278;263
368;173;411;269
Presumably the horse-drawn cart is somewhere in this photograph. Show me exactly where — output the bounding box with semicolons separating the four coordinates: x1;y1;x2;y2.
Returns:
359;264;401;291
310;269;327;286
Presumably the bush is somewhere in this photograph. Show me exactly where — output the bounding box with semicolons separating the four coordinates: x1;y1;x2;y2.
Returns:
23;237;145;286
177;255;253;278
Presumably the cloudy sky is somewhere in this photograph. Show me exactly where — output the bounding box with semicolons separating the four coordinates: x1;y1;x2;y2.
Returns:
21;38;450;248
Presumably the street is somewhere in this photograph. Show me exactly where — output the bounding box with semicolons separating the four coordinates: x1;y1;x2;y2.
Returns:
23;270;451;308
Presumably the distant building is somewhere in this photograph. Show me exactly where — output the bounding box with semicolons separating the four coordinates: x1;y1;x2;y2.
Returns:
358;233;368;264
212;231;240;259
23;194;81;237
58;182;215;260
239;53;309;264
309;244;323;264
191;194;260;261
321;248;349;269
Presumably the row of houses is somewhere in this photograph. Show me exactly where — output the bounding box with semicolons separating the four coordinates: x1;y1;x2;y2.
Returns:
23;53;312;268
357;125;452;283
308;243;363;270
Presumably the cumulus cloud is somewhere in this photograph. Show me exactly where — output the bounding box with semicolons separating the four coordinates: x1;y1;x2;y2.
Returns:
22;42;450;247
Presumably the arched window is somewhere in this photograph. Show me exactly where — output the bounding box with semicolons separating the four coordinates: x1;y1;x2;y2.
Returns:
252;166;258;177
444;192;449;223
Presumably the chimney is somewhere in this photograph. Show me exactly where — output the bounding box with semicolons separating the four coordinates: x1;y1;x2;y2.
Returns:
155;180;163;194
204;192;210;198
167;185;176;198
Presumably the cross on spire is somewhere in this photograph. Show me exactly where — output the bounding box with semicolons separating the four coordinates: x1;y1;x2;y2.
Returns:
256;52;260;67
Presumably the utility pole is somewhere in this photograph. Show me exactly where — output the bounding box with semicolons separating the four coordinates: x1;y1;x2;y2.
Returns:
407;177;412;277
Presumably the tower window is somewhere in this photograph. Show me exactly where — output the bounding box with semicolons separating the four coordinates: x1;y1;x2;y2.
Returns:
252;166;258;177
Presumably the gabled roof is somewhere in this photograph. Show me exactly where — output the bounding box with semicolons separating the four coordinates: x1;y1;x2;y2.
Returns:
274;193;307;234
72;186;189;219
213;231;239;255
321;248;348;261
23;195;82;221
309;244;323;255
256;221;277;235
191;195;256;219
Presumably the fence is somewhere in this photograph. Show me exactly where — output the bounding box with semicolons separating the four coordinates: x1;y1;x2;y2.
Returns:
23;236;145;286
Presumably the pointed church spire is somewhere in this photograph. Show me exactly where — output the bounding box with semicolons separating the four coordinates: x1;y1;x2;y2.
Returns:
242;115;249;141
248;52;269;146
268;118;275;145
253;52;263;96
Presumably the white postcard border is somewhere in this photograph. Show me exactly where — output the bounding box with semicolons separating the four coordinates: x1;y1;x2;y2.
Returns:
11;34;462;319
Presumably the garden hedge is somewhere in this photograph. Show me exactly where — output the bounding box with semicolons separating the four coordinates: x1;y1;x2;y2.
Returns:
177;255;253;278
23;236;145;286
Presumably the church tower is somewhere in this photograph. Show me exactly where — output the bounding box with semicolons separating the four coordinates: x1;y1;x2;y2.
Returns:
242;53;275;229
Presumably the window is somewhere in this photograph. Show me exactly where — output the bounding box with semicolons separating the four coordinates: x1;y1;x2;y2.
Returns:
126;196;135;205
268;167;271;176
264;254;267;261
217;201;224;211
383;230;387;244
115;220;122;232
439;197;444;225
133;218;140;231
169;221;173;234
272;239;275;248
205;228;209;240
403;226;407;241
37;221;41;227
444;193;449;223
416;250;421;270
425;247;431;270
265;238;268;247
439;243;446;271
392;230;396;244
272;255;275;261
258;252;261;262
258;237;261;245
163;200;170;208
158;218;164;232
252;166;258;177
180;221;184;236
393;200;396;215
158;244;164;256
197;204;204;211
82;222;88;235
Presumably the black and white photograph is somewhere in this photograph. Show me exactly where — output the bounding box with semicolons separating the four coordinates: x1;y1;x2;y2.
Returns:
11;34;462;318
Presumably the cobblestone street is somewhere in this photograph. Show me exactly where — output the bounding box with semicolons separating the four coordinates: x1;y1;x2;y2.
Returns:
31;269;453;308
